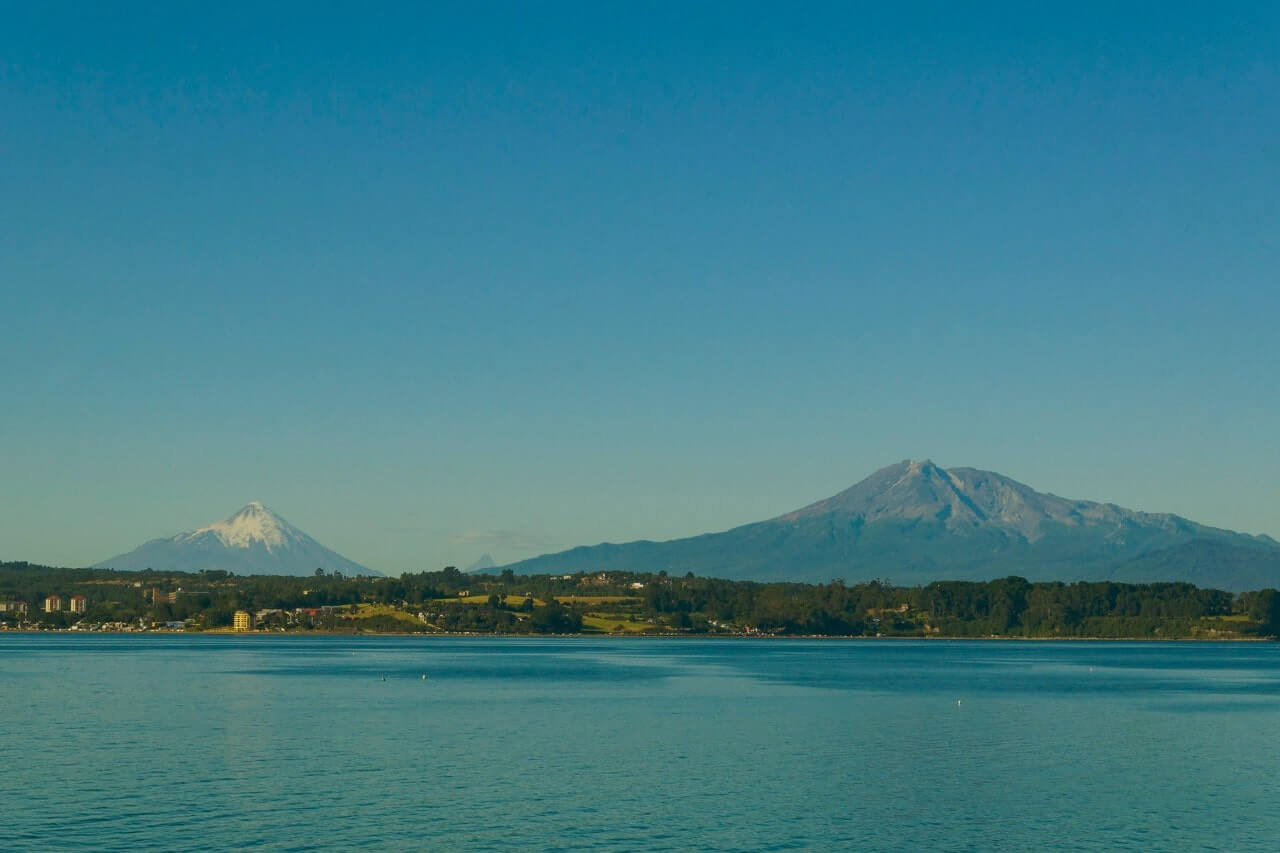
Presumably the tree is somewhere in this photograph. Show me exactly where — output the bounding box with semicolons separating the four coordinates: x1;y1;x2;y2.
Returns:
530;600;582;633
1249;589;1280;631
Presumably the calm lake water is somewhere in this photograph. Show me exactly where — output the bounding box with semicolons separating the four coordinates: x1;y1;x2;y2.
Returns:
2;635;1279;851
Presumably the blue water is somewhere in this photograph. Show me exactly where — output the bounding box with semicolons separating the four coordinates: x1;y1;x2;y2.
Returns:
3;636;1279;850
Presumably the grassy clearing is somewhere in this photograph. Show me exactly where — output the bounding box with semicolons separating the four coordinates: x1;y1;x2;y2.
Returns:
582;613;658;634
352;603;424;626
431;595;545;607
557;595;641;605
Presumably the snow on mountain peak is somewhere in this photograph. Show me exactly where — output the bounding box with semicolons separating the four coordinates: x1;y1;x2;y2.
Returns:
192;502;291;550
96;502;380;576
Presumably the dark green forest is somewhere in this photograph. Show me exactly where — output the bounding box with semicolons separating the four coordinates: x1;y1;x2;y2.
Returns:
3;560;1280;638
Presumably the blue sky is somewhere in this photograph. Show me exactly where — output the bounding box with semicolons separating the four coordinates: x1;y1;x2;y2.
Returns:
2;2;1277;571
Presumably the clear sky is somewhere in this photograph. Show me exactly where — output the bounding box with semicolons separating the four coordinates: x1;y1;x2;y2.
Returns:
2;2;1277;572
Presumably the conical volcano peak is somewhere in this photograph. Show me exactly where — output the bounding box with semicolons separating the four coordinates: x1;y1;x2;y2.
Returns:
780;460;1180;542
94;502;379;576
196;502;292;549
878;458;945;483
780;458;961;522
233;500;278;516
900;458;951;485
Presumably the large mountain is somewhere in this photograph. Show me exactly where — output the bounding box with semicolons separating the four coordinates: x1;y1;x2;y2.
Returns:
95;502;380;577
499;460;1280;590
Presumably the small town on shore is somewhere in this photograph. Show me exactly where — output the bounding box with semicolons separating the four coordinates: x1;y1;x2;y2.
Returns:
1;566;688;635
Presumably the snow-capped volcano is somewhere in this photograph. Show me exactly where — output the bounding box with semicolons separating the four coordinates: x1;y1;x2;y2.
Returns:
192;502;293;549
94;502;380;577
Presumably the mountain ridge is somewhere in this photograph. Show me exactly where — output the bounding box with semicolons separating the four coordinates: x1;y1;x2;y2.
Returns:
498;460;1280;590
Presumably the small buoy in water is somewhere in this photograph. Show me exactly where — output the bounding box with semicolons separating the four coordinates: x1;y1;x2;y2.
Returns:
956;699;962;707
381;675;386;682
421;674;427;680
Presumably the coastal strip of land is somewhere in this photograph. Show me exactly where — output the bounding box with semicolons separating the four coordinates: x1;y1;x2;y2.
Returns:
4;560;1280;640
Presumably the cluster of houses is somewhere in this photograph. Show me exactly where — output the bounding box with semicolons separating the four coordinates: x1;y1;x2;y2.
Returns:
149;586;206;604
0;595;87;627
579;573;647;589
2;586;202;619
2;591;208;616
33;594;88;614
232;606;340;631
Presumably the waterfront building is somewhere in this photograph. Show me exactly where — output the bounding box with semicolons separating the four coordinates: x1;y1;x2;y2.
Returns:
69;595;87;614
44;595;62;613
233;610;252;632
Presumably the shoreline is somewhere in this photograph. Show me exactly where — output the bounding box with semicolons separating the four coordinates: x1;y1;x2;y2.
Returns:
0;628;1270;642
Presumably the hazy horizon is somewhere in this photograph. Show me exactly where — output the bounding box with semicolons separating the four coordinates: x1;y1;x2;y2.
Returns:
3;3;1276;571
16;457;1280;574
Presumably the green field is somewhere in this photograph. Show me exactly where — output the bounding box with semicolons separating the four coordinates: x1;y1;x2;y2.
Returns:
433;594;544;607
558;595;641;605
581;613;659;634
351;603;428;627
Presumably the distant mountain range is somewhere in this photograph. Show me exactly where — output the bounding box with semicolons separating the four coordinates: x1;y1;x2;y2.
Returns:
466;553;497;573
499;460;1280;591
94;502;379;577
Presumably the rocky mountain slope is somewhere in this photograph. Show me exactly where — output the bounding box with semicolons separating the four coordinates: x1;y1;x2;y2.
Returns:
499;460;1280;590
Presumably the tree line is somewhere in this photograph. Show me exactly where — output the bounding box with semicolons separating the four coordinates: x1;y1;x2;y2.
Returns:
2;560;1279;637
